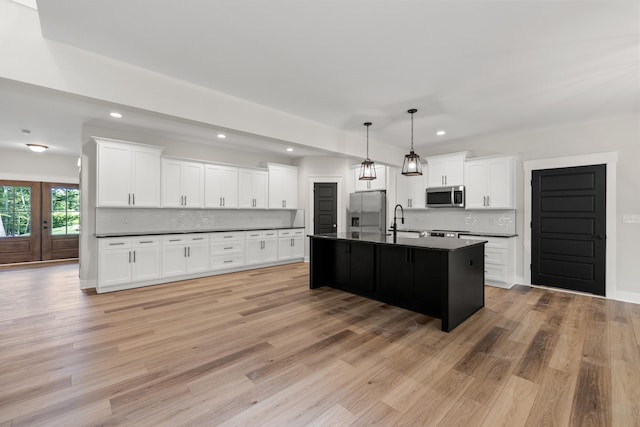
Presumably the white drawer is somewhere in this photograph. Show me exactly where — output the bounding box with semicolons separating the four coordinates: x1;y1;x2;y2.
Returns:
211;254;245;270
485;248;507;265
132;237;160;246
211;240;245;254
484;264;507;283
186;234;209;243
99;238;131;250
210;231;245;241
278;228;305;238
162;235;187;245
246;230;278;239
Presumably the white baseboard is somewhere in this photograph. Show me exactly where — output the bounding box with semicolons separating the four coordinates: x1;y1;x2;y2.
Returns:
614;291;640;305
80;279;97;290
486;281;515;289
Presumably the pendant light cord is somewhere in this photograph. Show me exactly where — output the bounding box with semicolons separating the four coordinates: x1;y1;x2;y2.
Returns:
366;124;370;159
410;111;414;151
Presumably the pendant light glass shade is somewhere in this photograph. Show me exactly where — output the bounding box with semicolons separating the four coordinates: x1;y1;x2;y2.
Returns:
359;122;376;180
401;108;423;176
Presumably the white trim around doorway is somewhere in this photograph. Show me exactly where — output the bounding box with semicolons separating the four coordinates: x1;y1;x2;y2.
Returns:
523;151;618;298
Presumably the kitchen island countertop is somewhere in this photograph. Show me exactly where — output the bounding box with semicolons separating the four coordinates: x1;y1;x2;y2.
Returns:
311;232;486;251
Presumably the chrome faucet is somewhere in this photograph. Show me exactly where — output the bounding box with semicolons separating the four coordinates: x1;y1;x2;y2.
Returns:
392;204;404;242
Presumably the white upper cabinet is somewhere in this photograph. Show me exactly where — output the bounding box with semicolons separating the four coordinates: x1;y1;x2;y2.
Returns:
161;159;205;208
205;164;239;208
353;165;386;192
268;163;298;209
465;156;516;209
396;169;428;209
238;169;268;208
96;138;162;207
426;152;467;187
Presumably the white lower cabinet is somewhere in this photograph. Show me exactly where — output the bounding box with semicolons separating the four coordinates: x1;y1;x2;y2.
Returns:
461;235;516;288
98;237;161;291
97;228;305;293
211;231;245;270
245;230;278;264
161;234;210;277
277;229;305;260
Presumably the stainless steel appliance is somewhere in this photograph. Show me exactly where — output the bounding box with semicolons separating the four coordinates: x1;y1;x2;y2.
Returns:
348;191;387;234
426;229;468;238
426;186;465;208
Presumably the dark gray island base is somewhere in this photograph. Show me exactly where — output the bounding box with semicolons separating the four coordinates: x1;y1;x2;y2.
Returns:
309;233;486;332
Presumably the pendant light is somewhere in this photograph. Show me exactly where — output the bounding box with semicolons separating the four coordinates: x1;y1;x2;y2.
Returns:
358;122;376;180
401;108;423;176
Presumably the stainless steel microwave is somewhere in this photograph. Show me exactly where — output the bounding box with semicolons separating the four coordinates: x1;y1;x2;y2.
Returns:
426;186;465;208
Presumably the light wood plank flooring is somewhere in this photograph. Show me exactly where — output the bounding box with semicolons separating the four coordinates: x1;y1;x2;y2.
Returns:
0;262;639;426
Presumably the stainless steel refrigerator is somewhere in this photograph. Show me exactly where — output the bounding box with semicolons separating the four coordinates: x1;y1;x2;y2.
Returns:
348;190;387;234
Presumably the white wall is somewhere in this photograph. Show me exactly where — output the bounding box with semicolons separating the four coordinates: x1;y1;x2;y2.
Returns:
0;148;78;183
421;114;640;300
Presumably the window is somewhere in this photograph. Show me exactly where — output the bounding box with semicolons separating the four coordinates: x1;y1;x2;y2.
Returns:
50;187;80;235
0;185;32;237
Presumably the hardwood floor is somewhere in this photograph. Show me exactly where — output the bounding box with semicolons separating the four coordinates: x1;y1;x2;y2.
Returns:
0;262;639;426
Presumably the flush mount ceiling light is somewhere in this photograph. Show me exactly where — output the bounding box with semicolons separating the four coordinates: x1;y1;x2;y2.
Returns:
286;147;294;152
21;129;31;135
110;112;122;118
27;144;48;152
217;133;226;139
401;108;423;176
358;122;376;181
436;130;446;136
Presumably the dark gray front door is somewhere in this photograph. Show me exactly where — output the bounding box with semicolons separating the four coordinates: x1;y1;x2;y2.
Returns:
314;183;337;234
531;164;606;296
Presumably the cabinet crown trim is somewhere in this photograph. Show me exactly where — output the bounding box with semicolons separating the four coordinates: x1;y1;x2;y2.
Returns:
91;137;164;152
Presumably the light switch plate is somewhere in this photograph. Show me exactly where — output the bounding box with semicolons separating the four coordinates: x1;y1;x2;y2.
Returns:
622;214;640;224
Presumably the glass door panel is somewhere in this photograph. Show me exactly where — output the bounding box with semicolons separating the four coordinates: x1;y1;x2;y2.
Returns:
0;180;41;263
42;183;79;261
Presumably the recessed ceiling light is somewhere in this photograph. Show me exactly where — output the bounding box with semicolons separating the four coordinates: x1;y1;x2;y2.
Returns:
27;144;48;152
286;148;294;152
21;129;31;135
436;130;446;136
217;133;226;139
110;112;123;118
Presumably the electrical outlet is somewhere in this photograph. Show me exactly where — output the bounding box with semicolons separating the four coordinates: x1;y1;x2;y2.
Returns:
622;214;640;224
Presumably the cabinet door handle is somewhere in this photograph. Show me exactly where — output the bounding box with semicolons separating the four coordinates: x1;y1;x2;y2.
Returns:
487;196;490;206
184;195;187;206
220;197;222;207
128;193;131;205
132;194;135;205
184;247;187;257
284;200;286;208
133;250;136;263
223;197;225;207
188;247;190;257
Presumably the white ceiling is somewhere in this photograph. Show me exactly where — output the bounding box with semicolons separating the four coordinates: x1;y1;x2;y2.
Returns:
3;0;639;158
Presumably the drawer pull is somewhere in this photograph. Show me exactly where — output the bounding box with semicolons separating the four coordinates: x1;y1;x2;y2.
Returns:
109;242;125;246
139;240;153;244
169;239;181;242
223;236;234;238
224;247;233;250
192;237;205;241
223;260;233;264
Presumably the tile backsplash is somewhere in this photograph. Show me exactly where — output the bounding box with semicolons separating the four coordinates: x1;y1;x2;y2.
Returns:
95;208;305;236
403;209;516;235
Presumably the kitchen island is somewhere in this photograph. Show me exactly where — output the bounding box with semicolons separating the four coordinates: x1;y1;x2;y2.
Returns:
309;232;486;332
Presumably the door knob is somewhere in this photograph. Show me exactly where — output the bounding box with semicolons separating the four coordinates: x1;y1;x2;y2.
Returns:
333;224;336;228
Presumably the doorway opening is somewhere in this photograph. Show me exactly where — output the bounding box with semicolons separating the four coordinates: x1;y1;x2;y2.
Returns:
531;165;606;295
523;152;617;298
314;182;337;235
0;180;79;264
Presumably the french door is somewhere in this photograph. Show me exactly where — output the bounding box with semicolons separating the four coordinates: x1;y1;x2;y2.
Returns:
0;180;79;264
